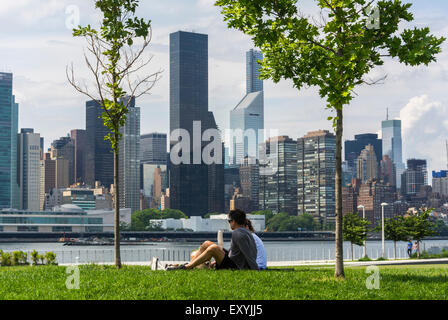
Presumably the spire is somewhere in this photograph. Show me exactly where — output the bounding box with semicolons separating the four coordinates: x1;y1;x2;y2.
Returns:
386;108;389;121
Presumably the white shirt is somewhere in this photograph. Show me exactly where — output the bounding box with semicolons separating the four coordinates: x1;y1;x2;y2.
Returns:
252;233;267;270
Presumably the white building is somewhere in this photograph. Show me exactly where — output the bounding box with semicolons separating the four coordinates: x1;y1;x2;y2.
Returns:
18;129;41;211
151;214;265;232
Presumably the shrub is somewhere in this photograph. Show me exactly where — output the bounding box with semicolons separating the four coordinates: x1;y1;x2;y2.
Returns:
376;257;388;261
31;250;39;265
12;251;21;266
358;256;372;262
1;252;12;266
38;255;45;265
45;252;57;265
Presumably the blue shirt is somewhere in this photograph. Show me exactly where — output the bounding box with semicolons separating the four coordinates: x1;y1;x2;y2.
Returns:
252;233;267;270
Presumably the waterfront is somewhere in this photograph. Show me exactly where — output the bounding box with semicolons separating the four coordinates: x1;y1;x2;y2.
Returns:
1;239;448;264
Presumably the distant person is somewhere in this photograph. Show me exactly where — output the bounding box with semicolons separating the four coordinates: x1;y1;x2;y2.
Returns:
412;241;418;255
245;219;267;270
407;240;413;257
166;209;258;271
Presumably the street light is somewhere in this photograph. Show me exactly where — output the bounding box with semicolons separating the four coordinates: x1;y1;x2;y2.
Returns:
380;202;389;258
357;205;367;258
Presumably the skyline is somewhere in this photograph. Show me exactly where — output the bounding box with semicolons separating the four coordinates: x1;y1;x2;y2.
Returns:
1;0;448;176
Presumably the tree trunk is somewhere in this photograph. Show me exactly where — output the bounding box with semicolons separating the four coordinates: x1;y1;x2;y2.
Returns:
114;144;121;269
335;107;345;278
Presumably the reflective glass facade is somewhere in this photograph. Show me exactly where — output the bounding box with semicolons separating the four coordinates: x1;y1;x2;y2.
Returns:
169;31;210;217
0;73;17;209
382;119;405;188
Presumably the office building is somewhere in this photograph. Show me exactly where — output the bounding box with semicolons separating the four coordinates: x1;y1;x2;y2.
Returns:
432;171;448;197
401;159;427;203
18;129;41;211
382;117;405;188
0;72;19;209
229;49;264;166
239;157;259;212
140;133;167;164
51;136;75;186
380;155;396;187
259;136;297;215
297;130;336;227
169;30;223;216
118;96;141;213
356;180;396;225
85;100;113;188
356;144;379;183
345;133;382;171
70;129;87;184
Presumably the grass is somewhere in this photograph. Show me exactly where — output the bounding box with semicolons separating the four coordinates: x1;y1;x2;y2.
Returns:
0;264;447;300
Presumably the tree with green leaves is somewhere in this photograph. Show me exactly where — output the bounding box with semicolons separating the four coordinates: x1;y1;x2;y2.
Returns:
404;208;437;258
215;0;444;278
383;216;408;259
342;213;369;260
67;0;161;268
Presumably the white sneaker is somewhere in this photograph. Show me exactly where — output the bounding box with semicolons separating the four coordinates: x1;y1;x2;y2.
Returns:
151;257;159;270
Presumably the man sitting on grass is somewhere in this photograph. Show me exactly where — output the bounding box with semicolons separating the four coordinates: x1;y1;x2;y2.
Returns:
166;209;258;270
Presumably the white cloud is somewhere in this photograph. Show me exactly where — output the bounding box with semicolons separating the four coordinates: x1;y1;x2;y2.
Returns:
399;95;448;174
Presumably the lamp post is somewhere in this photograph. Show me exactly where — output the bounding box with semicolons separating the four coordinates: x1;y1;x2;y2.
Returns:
380;203;388;258
357;205;366;258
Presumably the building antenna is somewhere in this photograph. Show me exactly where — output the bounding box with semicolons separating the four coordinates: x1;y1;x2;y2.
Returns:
386;108;389;121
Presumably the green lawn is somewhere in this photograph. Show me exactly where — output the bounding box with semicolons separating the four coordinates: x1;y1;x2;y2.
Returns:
0;264;447;300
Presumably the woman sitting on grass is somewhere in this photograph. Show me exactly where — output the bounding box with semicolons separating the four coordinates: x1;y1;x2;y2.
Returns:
166;209;258;271
245;219;267;270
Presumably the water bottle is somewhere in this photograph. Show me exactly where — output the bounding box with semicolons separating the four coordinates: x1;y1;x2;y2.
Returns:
217;230;224;247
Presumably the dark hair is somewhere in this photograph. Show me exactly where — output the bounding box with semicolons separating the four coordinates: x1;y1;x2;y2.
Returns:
245;219;255;233
228;209;246;226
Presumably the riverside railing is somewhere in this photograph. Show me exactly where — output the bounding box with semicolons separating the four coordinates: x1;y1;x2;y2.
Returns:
2;245;419;265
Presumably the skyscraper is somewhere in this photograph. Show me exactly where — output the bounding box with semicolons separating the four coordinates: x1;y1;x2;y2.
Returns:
140;133;167;164
382;118;405;188
380;155;396;187
356;144;378;183
18;129;41;211
345;133;382;170
0;72;19;209
297;130;336;227
169;30;223;217
51;136;75;186
401;159;427;201
85;100;113;188
118;96;141;214
70;129;87;184
259;136;297;215
229;49;264;165
246;49;264;94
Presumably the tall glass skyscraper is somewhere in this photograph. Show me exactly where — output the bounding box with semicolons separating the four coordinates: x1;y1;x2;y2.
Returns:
382;118;405;188
246;49;264;94
0;72;19;209
229;49;264;166
85;100;113;188
119;96;140;214
169;31;223;217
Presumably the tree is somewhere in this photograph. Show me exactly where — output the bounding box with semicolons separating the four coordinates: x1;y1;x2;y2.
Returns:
404;208;437;258
342;213;369;260
215;0;444;278
130;209;188;231
67;0;161;268
383;216;408;259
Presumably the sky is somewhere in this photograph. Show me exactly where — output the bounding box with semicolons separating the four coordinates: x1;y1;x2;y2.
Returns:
1;0;448;177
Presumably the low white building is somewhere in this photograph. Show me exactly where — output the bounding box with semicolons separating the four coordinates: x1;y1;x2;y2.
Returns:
151;214;265;232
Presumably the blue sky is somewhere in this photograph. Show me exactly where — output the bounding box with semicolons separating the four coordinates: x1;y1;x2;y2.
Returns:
1;0;448;176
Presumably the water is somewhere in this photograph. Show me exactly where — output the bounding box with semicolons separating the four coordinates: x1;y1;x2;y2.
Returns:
1;240;447;264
